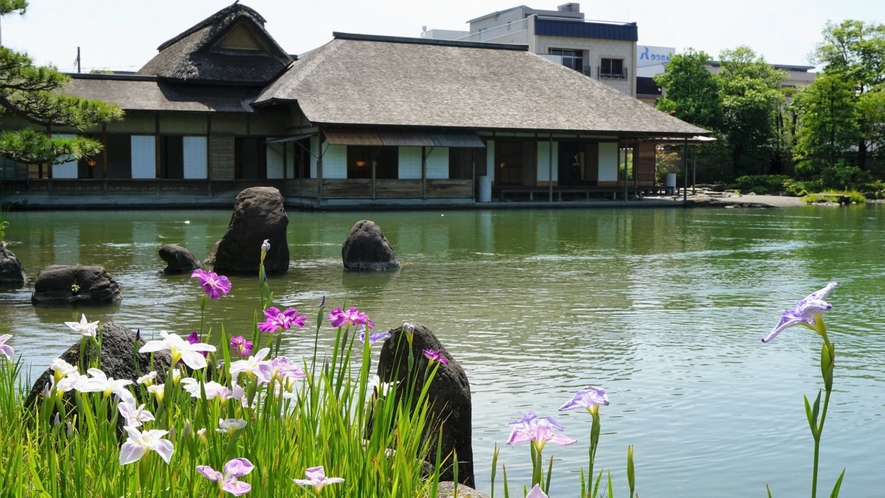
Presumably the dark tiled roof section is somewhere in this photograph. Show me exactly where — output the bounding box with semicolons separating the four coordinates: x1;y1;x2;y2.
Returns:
65;74;264;113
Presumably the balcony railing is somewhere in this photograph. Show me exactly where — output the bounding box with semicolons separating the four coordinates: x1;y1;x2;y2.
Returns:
597;67;628;80
456;18;529;43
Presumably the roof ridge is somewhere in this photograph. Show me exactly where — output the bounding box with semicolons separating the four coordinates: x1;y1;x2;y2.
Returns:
157;2;266;51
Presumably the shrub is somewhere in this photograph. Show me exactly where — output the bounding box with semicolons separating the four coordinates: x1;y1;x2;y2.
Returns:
820;161;874;191
730;175;790;195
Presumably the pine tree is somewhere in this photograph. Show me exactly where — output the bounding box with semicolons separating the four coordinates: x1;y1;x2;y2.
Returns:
0;0;122;165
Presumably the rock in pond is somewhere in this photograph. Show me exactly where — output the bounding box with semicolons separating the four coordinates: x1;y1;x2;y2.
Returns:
342;220;401;271
207;187;289;276
31;265;122;305
25;322;172;412
375;323;474;488
159;243;201;275
0;241;27;288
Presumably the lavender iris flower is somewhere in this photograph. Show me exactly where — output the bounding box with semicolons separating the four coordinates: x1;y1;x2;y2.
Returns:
559;386;610;412
506;411;576;450
191;269;232;300
526;484;549;498
197;457;254;496
293;466;344;492
359;329;391;345
762;282;837;343
0;334;13;361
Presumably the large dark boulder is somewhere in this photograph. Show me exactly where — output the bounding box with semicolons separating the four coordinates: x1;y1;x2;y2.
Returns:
376;323;474;488
342;220;401;271
31;265;122;305
25;322;172;410
0;241;26;288
207;187;289;276
159;244;201;275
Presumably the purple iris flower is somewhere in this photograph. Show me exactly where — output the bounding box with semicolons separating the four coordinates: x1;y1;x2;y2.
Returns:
186;331;209;358
230;335;253;358
257;307;306;334
423;348;448;365
559;386;610;411
359;329;391;345
762;282;837;343
191;269;231;300
328;307;374;329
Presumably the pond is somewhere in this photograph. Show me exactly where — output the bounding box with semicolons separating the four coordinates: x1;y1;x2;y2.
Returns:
2;205;884;496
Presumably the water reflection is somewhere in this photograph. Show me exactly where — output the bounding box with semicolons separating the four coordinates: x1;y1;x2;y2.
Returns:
2;206;885;496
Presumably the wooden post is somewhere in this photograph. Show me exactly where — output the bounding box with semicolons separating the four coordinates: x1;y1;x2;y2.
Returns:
422;146;427;200
683;138;688;203
548;134;553;202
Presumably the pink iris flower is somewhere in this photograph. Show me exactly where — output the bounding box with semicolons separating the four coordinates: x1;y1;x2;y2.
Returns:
423;348;448;365
257;307;306;334
230;335;253;358
191;269;232;300
328;307;374;329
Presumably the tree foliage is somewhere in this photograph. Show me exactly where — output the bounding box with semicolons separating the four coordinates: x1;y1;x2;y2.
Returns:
654;49;722;131
811;20;885;169
716;46;786;176
0;3;122;165
792;73;860;170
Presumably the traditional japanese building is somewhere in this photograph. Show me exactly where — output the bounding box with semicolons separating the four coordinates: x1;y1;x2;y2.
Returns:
1;2;709;209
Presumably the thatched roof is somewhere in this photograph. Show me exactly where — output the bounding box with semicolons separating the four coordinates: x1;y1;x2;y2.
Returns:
255;33;709;137
65;75;261;113
137;2;293;84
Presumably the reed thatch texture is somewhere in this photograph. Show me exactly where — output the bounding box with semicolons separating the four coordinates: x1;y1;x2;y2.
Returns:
255;34;709;137
137;2;293;84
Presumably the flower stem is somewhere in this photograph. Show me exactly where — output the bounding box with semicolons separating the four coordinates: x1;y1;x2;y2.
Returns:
811;382;833;498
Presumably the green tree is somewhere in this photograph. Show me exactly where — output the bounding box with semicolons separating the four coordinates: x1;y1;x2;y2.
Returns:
793;72;860;173
814;20;885;169
0;0;122;165
654;48;722;131
717;46;786;176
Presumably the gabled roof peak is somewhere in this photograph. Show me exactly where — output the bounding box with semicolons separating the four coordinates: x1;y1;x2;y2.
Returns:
138;2;292;84
157;2;266;51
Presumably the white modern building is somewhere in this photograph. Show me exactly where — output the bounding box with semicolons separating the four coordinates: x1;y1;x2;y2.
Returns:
423;3;638;97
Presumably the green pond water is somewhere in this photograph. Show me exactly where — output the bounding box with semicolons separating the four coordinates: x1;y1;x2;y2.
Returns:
1;205;884;496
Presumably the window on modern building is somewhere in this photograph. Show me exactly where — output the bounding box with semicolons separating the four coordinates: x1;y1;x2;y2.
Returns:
235;137;267;180
347;145;399;179
600;58;625;79
549;48;584;73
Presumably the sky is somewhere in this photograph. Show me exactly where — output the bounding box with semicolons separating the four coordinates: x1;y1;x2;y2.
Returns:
2;0;883;74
